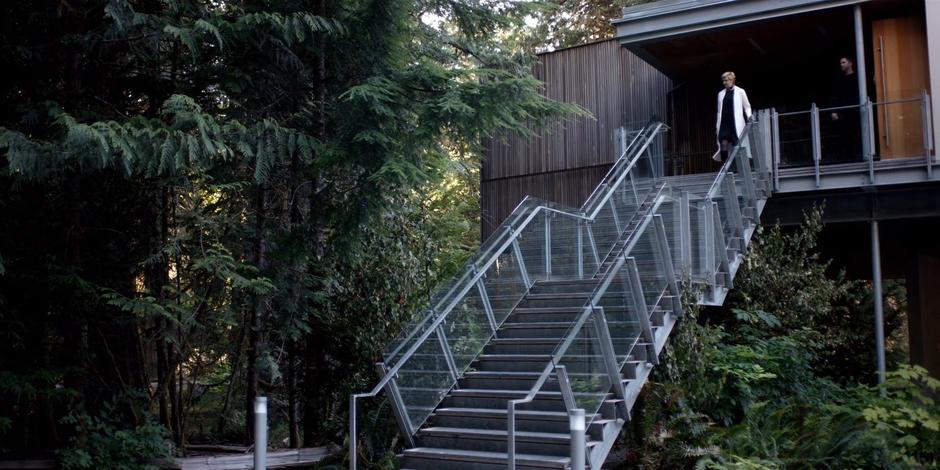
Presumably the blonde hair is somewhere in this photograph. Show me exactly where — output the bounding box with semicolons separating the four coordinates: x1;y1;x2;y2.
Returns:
721;71;736;81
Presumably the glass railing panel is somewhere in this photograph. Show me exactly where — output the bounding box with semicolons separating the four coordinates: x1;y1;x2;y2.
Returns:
397;328;455;430
628;222;668;310
515;210;549;282
655;196;682;273
778;111;813;167
482;244;528;325
473;199;537;270
689;199;711;283
593;267;642;362
871;100;929;160
555;316;612;416
589;202;620;264
383;309;436;367
709;172;739;250
816;104;864;165
610;177;640;229
443;285;494;371
547;214;588;280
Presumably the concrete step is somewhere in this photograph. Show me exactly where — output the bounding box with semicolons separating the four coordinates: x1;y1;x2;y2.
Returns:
401;447;570;470
441;389;620;414
496;322;573;339
429;407;610;439
416;426;600;456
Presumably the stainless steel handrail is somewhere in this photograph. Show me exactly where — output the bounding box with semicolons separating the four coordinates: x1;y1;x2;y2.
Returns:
776;98;923;117
706;119;757;200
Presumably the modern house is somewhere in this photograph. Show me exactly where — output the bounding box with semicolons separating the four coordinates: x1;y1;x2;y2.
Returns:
484;0;940;380
350;1;939;469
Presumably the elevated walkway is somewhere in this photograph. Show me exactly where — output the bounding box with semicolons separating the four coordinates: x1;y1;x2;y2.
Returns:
350;116;774;469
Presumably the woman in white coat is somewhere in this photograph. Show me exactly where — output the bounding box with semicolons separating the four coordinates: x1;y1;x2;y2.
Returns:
715;71;752;161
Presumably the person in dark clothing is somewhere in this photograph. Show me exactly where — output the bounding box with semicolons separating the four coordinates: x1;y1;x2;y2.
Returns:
714;71;752;162
831;56;862;161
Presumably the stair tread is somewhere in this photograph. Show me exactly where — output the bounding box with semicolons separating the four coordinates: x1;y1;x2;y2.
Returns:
500;322;577;328
403;447;569;467
421;426;589;442
449;388;611;398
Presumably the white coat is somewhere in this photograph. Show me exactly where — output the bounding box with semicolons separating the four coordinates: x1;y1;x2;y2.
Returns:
716;86;752;146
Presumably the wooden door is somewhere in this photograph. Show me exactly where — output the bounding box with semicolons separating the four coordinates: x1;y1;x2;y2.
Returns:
872;17;930;159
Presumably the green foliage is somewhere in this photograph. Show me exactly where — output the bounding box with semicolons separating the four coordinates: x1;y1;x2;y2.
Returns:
57;394;171;470
621;209;939;469
1;0;584;458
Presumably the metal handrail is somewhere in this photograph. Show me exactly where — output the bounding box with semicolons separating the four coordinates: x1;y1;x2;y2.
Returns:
350;120;668;469
776;97;924;117
706;119;757;200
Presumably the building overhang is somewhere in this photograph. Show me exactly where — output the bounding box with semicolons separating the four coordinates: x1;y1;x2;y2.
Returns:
613;0;868;46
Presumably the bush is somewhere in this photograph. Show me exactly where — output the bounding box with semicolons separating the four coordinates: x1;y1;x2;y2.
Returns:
57;394;172;470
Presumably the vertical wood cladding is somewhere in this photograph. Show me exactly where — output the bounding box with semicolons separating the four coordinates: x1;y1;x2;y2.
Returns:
481;40;671;238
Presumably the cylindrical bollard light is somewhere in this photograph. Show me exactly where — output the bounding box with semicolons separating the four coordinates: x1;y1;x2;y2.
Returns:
254;396;268;470
569;408;585;470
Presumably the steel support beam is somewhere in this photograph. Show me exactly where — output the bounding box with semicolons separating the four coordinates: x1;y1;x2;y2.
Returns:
375;363;416;447
871;221;887;387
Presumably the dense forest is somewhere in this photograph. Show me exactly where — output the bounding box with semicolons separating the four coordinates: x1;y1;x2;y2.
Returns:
0;0;585;466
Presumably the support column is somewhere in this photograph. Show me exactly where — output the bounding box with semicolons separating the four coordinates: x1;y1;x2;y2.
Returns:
871;221;886;386
926;0;940;159
854;5;872;160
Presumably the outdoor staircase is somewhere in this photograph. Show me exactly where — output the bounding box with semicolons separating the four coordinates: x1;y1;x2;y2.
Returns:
351;114;775;470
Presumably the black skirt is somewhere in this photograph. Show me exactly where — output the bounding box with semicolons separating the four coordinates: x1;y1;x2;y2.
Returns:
718;90;738;144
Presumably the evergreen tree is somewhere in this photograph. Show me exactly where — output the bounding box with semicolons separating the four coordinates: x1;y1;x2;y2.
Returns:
0;0;581;463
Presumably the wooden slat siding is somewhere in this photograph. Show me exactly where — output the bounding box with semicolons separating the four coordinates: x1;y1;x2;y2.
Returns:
480;40;671;238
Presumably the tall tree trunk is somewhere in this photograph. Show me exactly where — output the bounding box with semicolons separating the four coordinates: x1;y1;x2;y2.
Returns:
302;0;328;446
151;185;173;436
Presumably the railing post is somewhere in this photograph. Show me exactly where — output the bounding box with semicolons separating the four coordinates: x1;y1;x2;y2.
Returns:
435;326;459;383
810;102;821;188
477;277;498;335
555;365;578;414
545;213;552;280
711;202;733;288
866;99;876;184
704;201;716;286
569;408;586;470
679;192;692;276
586;224;600;267
628;173;640;207
723;177;746;251
734;141;758;210
610;199;622;234
923;90;933;180
754;110;771;186
591;307;629;401
512;239;531;288
653;215;683;318
375;363;416;447
577;219;584;279
772;108;781;191
625;257;657;364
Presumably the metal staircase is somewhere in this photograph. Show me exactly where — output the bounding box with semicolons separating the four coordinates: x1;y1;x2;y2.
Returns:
350;112;775;470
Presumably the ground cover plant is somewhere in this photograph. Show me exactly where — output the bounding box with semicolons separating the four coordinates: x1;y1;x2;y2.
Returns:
620;208;940;469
